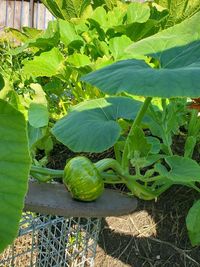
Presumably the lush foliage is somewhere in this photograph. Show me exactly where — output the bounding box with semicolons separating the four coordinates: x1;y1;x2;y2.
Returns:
0;0;200;253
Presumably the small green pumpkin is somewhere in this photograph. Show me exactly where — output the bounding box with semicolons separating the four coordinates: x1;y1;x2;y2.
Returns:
63;156;104;201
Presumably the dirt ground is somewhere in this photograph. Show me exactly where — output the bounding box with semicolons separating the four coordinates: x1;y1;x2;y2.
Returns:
95;186;200;267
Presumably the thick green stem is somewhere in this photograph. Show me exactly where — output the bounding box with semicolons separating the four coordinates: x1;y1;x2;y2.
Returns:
31;165;64;177
114;144;122;163
95;158;125;176
122;97;152;171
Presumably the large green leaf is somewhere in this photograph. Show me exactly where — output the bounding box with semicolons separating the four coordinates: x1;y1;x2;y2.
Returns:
155;0;200;27
10;21;60;55
156;156;200;184
81;41;200;98
0;100;31;253
52;97;142;152
23;48;65;78
109;35;133;60
186;200;200;246
67;53;91;67
127;11;200;57
28;84;49;128
126;2;150;24
59;19;83;46
42;0;90;20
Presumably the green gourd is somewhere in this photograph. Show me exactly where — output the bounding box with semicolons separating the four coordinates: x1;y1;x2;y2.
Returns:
63;156;104;201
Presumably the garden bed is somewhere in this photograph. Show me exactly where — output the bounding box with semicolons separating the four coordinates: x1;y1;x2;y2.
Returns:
1;0;200;264
96;186;200;267
47;144;200;266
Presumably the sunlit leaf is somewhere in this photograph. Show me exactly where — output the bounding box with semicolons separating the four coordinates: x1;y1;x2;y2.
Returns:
81;41;200;98
23;48;65;77
109;35;133;60
155;0;200;27
127;11;200;57
126;2;150;24
0;100;31;253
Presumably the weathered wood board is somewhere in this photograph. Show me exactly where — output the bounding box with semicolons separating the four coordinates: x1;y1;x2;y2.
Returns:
0;0;54;30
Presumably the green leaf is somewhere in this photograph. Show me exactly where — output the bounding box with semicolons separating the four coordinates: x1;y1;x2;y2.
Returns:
10;21;60;55
59;19;83;46
22;27;43;39
104;0;117;10
28;84;49;128
109;35;133;60
160;156;200;184
6;28;29;43
146;136;161;154
28;124;46;148
155;0;200;27
128;126;152;159
186;200;200;246
90;6;107;29
7;27;43;43
127;11;200;57
23;48;65;78
126;2;150;24
106;4;126;27
81;40;200;98
184;136;196;158
0;74;4;90
114;4;168;42
52;96;142;152
42;0;91;20
28;104;49;128
67;53;91;67
0;100;31;253
62;0;91;19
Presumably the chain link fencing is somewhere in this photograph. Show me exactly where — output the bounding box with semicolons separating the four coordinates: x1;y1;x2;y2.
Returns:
0;213;101;267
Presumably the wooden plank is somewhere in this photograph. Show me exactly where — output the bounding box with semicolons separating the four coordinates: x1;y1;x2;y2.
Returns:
24;182;138;218
0;1;6;30
0;0;54;30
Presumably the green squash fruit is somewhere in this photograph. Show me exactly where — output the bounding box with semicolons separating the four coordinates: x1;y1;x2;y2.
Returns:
63;156;104;201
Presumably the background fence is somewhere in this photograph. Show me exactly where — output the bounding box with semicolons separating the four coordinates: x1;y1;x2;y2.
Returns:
0;0;54;31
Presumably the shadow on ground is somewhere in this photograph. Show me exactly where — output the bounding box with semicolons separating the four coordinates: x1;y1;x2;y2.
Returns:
96;186;200;267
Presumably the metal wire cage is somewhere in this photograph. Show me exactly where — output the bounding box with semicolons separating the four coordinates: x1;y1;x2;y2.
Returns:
0;213;101;267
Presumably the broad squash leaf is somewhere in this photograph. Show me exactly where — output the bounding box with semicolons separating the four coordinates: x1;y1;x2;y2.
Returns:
109;35;133;60
128;126;152;159
59;19;83;46
52;97;142;152
156;156;200;184
127;11;200;57
23;47;65;78
155;0;200;27
186;200;200;246
28;84;49;128
0;100;31;253
126;2;150;24
67;53;91;67
81;40;200;98
42;0;91;20
10;21;59;55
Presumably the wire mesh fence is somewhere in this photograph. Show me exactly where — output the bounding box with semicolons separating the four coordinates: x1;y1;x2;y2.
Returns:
0;213;101;267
